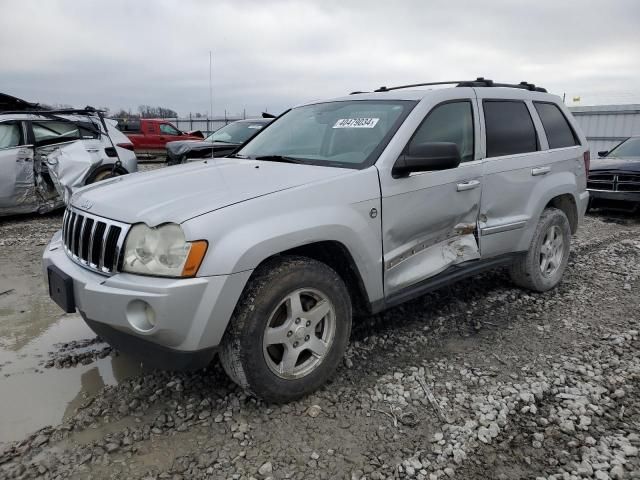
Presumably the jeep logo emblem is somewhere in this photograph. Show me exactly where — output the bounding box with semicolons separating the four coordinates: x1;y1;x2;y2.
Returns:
77;198;93;210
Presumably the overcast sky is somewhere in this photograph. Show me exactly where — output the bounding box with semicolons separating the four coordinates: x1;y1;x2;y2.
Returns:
1;0;639;116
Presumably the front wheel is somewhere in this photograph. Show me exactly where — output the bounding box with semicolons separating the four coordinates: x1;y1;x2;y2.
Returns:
509;207;571;292
219;256;352;403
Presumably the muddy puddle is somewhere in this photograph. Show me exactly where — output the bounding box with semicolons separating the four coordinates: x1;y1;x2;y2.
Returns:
0;251;144;445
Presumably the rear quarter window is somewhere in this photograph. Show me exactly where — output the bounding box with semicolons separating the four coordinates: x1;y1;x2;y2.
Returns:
483;100;538;158
534;102;579;149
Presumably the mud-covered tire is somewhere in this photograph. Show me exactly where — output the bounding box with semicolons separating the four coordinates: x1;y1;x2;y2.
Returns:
219;256;352;403
509;207;571;292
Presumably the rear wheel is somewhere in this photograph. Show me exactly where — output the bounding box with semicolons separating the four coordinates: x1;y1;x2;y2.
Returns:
219;256;352;403
86;168;124;184
509;207;571;292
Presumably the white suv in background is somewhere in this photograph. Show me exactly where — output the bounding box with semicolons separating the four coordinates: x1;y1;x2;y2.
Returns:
0;93;137;216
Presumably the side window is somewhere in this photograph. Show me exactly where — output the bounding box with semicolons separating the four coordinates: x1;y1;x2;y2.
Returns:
409;101;475;162
534;102;578;149
483;101;538;157
160;124;180;135
0;121;24;149
32;121;97;146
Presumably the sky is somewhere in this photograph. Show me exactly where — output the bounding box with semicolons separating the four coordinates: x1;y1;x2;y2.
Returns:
1;0;639;117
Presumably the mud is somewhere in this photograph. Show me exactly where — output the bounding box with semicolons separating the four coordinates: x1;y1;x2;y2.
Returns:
0;196;638;479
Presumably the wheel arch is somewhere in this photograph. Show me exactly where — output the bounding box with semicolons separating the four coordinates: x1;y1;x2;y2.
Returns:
544;193;578;234
85;164;129;185
271;240;373;317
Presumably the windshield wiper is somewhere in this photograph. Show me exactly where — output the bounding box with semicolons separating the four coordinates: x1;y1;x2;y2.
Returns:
253;155;304;164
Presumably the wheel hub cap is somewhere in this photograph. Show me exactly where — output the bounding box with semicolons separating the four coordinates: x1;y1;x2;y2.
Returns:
262;288;336;380
539;225;564;277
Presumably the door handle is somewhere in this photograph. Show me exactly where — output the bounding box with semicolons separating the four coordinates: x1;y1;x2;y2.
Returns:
531;166;551;176
456;180;480;192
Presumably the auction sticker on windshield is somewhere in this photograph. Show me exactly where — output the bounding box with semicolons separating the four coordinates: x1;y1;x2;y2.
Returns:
333;118;379;128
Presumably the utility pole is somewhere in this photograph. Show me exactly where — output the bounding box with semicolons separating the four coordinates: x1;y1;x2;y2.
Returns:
209;51;213;121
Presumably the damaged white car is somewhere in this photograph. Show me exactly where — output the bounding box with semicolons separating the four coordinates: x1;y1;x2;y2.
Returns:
0;93;137;216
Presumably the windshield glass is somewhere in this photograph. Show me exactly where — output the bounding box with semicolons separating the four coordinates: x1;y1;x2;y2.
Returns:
608;137;640;158
236;100;415;168
206;121;267;144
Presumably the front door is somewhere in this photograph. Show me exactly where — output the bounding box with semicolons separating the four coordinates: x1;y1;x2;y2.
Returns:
0;120;36;213
380;94;483;295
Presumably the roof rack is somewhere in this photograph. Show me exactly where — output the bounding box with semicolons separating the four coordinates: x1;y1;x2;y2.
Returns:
371;77;547;93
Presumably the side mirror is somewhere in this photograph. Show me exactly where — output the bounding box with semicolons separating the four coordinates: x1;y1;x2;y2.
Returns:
392;142;461;178
597;150;608;157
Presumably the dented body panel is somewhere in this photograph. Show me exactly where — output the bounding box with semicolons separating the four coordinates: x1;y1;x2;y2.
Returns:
376;87;483;295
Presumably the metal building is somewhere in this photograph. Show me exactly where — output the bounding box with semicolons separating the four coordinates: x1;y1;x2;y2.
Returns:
569;104;640;155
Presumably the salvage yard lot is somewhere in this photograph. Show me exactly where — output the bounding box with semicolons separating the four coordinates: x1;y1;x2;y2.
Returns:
0;193;638;479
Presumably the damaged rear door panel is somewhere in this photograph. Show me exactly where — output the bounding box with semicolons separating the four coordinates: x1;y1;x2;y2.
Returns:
380;93;483;295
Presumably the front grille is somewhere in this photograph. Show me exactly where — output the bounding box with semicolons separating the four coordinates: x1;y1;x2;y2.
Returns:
62;207;130;275
587;172;640;193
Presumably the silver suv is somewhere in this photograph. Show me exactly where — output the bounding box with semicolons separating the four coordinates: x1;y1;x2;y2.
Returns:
43;78;589;402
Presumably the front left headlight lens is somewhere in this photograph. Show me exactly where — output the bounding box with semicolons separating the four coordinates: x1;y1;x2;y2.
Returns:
122;223;207;277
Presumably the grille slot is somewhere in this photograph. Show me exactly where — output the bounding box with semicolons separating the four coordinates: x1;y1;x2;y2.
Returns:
61;207;130;275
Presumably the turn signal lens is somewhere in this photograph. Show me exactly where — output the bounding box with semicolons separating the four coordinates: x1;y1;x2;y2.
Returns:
181;240;208;277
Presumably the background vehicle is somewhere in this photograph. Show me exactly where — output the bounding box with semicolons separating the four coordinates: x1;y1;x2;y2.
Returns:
165;118;272;165
117;118;203;157
0;93;137;216
44;78;589;402
587;136;640;211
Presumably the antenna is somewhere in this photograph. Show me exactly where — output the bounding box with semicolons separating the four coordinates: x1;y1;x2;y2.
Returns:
209;51;214;161
209;51;213;120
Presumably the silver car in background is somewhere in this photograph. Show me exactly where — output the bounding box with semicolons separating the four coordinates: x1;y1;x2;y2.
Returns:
43;78;589;402
0;93;137;216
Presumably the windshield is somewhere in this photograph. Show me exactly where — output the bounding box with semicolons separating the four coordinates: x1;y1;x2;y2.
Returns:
206;121;267;144
236;100;416;168
607;137;640;158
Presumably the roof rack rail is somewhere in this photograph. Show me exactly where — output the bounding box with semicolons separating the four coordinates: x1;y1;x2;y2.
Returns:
456;77;547;92
374;81;467;92
1;106;106;116
372;77;547;93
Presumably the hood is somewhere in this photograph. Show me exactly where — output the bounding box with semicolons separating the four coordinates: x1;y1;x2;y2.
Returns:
166;140;238;157
70;159;345;225
590;156;640;173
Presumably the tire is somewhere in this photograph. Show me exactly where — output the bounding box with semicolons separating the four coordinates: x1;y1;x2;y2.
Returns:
86;168;122;185
219;256;352;403
509;207;571;292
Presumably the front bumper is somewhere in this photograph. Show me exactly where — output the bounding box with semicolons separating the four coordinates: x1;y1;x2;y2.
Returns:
43;230;252;369
588;189;640;203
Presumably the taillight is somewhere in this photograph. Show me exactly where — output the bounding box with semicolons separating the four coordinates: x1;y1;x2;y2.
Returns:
117;142;135;151
583;151;590;173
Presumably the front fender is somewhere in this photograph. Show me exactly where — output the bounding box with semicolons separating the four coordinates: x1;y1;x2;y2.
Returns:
182;167;384;304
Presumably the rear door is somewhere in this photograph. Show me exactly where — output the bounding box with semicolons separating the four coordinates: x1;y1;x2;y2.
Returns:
476;91;547;258
379;91;483;295
0;120;36;213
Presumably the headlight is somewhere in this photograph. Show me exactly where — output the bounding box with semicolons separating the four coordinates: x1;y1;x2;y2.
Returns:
122;223;207;277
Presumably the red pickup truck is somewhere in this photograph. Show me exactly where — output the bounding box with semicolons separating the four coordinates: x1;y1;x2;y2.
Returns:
116;119;203;157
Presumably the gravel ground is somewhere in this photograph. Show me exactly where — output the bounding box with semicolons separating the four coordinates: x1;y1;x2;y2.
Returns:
0;203;638;480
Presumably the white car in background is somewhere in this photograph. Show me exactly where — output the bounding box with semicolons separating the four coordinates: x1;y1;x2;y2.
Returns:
0;93;137;216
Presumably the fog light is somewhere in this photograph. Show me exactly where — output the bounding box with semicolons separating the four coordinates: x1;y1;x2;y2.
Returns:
126;300;156;332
